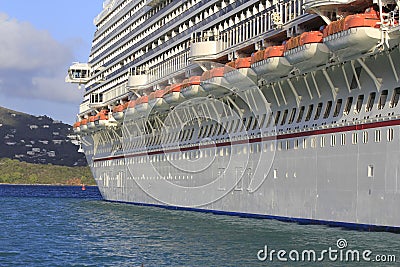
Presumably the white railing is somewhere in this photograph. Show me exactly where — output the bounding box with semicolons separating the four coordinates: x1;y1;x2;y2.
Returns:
103;83;129;102
219;0;305;52
79;101;91;114
147;49;190;83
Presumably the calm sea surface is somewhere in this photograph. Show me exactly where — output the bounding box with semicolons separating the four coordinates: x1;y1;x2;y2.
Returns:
0;184;399;267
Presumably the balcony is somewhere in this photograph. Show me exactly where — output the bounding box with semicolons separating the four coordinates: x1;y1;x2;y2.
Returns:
127;74;150;90
304;0;367;12
190;32;222;61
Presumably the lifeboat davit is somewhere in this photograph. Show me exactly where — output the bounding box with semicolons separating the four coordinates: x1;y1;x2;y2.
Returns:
73;122;81;133
251;45;292;82
88;115;96;130
112;103;127;121
163;83;185;104
80;118;88;132
200;67;230;97
135;95;149;113
224;57;257;88
125;100;136;116
181;76;206;98
323;7;397;60
94;109;114;128
149;89;169;111
284;31;330;72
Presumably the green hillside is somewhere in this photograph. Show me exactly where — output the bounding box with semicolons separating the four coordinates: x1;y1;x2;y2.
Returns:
0;158;95;185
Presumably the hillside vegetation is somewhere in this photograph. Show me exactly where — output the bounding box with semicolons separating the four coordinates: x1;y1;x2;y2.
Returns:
0;158;95;185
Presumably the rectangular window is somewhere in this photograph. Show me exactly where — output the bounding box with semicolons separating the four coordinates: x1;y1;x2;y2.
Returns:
368;165;374;178
363;131;368;144
331;134;336;146
302;138;307;149
297;106;305;123
341;133;346;146
390;87;400;108
288;108;297;124
344;97;353;115
375;130;381;142
320;136;325;147
333;99;342;117
352;133;358;144
387;128;394;142
366;92;376;112
323;101;333;119
378;90;388;110
281;109;289;125
355;95;364;114
311;137;316;148
294;139;299;149
305;105;314;122
314;103;323;120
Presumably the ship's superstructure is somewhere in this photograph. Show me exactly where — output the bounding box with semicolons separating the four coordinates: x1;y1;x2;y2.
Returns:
67;0;400;230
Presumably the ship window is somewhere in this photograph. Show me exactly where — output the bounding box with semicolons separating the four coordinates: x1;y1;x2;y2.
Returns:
297;106;305;123
363;131;368;143
378;90;388;110
311;137;316;148
281;109;288;125
331;134;336;146
352;133;358;144
341;133;346;146
320;136;325;147
355;95;364;114
288;108;297;124
333;99;343;117
278;142;282;151
305;105;314;122
390;87;400;108
343;97;353;115
375;130;381;143
323;101;332;119
274;111;281;126
294;139;299;149
368;165;374;177
314;103;323;120
366;92;376;112
387;128;394;142
302;138;307;149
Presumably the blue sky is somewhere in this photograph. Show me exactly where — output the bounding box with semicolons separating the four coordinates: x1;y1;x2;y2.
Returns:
0;0;103;124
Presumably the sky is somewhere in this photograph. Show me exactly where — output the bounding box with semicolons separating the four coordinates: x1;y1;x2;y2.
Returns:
0;0;103;124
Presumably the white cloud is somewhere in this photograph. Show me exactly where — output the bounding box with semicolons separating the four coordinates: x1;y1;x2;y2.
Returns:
0;12;83;104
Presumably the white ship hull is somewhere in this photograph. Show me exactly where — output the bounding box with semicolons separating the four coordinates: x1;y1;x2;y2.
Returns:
70;0;400;231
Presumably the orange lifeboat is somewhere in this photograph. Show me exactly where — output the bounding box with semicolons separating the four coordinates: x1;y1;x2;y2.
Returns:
125;100;136;116
181;76;206;98
80;118;89;132
94;109;113;128
200;67;230;97
284;31;330;71
224;57;257;87
163;83;185;104
88;115;96;130
149;89;169;110
112;103;127;121
251;45;292;81
135;95;149;113
73;121;81;133
323;7;398;59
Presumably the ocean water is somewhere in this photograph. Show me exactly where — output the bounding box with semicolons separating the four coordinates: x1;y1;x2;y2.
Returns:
0;185;399;266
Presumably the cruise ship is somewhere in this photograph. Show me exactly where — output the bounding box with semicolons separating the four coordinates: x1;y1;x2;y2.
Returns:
67;0;400;231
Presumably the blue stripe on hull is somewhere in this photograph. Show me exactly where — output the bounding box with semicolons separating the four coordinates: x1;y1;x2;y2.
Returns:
105;200;400;233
